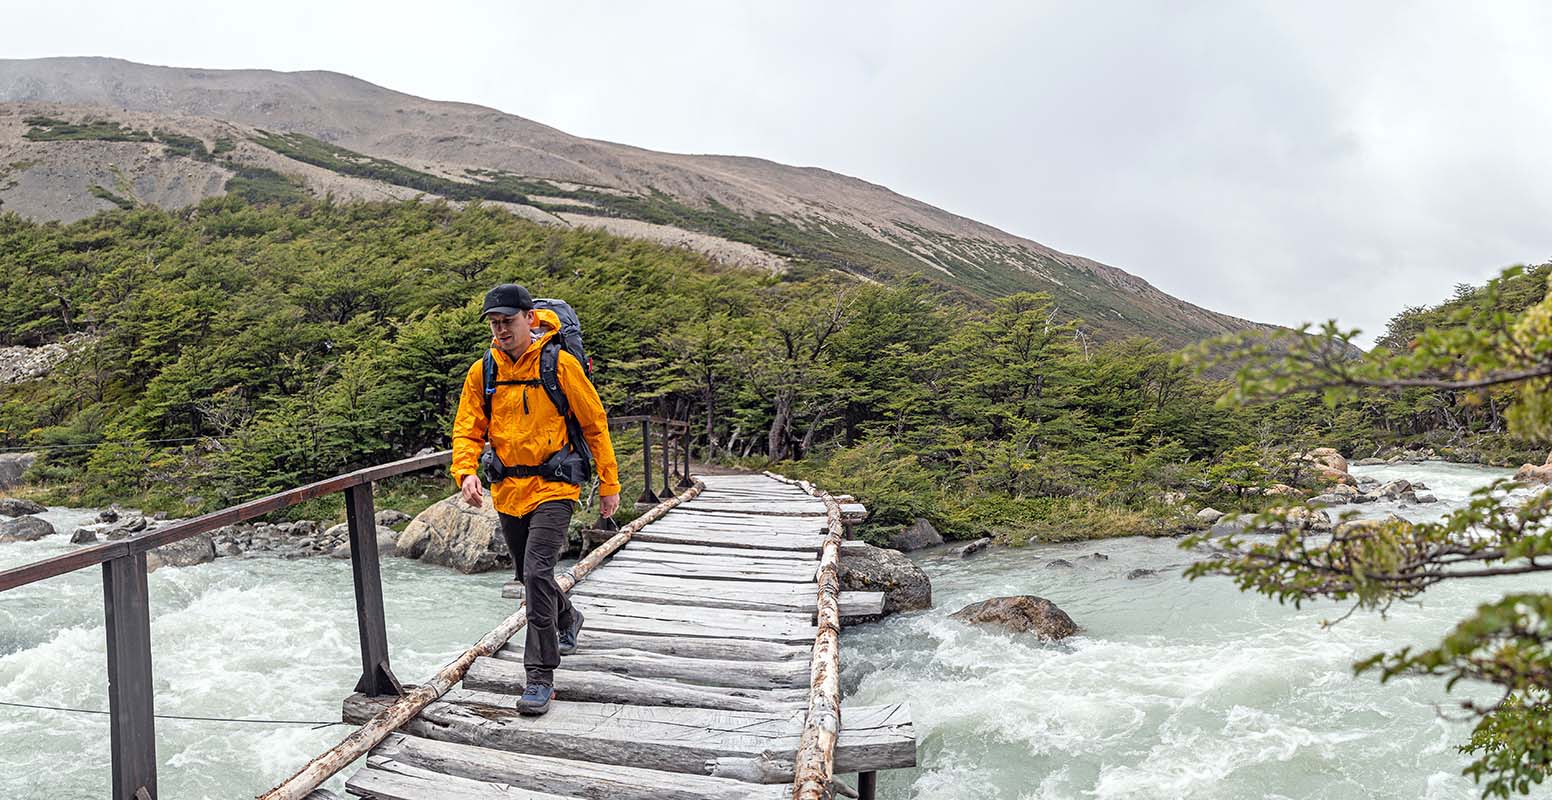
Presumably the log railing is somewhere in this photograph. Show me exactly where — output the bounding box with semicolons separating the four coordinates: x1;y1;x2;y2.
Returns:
0;413;694;800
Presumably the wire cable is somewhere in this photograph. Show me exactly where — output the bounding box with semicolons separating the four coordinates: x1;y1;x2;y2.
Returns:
0;699;346;730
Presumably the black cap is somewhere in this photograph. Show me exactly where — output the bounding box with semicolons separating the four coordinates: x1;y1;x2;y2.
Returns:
482;284;534;317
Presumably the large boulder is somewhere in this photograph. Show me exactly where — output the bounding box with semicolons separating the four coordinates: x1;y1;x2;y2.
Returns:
1268;506;1332;532
0;497;47;516
375;509;412;528
957;537;992;559
1195;507;1224;524
329;526;400;560
0;452;37;489
887;518;943;552
1515;451;1552;485
1303;447;1349;474
397;493;509;573
950;595;1079;640
145;533;216;572
839;542;930;614
0;515;55;542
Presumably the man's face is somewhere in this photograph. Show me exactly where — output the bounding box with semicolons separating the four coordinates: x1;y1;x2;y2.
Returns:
487;310;535;354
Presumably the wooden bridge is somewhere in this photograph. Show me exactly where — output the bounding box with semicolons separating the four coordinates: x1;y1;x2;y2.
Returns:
0;417;917;800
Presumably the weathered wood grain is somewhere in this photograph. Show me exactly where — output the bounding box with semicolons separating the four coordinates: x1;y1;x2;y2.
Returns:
342;692;917;780
347;757;578;799
369;734;790;800
464;656;806;712
494;645;810;689
559;630;812;662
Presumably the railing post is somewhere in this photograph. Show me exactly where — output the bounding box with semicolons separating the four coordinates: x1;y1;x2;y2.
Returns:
677;421;694;489
346;482;402;697
859;771;878;800
103;553;156;800
637;419;660;506
661;418;672;498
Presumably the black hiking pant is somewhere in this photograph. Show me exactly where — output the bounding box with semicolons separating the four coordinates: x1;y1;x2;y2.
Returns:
498;500;576;687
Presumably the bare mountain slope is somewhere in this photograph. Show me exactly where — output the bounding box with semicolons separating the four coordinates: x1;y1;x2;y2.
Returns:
0;57;1268;345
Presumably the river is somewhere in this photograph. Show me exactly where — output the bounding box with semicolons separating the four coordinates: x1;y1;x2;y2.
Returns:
0;462;1543;798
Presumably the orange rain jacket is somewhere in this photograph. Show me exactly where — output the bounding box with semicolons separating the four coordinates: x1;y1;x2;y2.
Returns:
451;308;621;517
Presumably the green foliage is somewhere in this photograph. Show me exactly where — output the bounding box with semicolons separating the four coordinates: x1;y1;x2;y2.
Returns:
88;184;135;210
223;164;309;205
23;116;154;143
1186;263;1552;797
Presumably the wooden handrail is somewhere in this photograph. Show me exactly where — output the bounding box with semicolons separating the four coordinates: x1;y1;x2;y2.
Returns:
0;450;453;593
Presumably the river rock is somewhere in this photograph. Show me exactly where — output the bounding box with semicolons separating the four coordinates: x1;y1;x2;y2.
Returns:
1045;558;1075;569
0;452;37;489
1126;568;1159;579
145;533;216;572
1303;447;1349;474
957;537;992;558
1377;480;1412;499
1308;493;1347;507
1350;493;1377;504
1514;451;1552;485
329;526;400;559
0;497;46;516
396;493;509;573
1269;506;1332;532
1415;493;1438;503
375;509;412;528
1195;507;1224;524
1331;483;1360;498
0;515;55;542
1264;484;1303;497
838;542;931;614
950;596;1079;640
888;518;943;552
70;526;97;544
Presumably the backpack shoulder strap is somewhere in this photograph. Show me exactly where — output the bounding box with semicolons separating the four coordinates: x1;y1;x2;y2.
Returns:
538;340;570;418
481;350;497;431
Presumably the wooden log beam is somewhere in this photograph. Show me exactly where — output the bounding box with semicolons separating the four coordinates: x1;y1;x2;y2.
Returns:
257;479;706;800
765;471;846;800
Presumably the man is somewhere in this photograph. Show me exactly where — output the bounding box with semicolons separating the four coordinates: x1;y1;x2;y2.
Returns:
452;283;621;716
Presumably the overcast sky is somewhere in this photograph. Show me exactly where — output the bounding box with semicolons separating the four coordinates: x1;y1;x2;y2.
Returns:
10;1;1552;344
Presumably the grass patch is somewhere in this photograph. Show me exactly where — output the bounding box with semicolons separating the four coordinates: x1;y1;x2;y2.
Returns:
224;164;310;205
24;116;154;143
89;184;135;210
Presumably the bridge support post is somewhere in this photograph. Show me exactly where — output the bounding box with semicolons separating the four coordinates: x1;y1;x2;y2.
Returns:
677;419;694;489
347;482;402;697
637;419;659;506
661;418;672;498
103;552;157;800
858;771;878;800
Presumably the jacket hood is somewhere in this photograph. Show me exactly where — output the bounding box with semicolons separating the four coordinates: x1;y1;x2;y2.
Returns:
490;308;562;366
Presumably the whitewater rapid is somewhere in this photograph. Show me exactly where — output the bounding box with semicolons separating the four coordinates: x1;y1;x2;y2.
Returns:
844;461;1548;799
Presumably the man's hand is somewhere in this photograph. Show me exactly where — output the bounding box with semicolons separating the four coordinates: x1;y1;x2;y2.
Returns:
600;493;620;519
461;474;484;508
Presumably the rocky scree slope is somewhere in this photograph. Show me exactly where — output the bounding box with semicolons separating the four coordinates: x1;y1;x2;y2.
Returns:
0;56;1270;346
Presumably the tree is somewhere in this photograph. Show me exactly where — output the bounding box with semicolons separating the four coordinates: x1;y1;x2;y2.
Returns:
1182;263;1552;798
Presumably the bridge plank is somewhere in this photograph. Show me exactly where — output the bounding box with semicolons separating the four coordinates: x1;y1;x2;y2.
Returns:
621;540;819;561
343;692;918;781
559;631;811;662
465;657;806;712
631;529;825;552
348;757;581;799
493;645;810;689
370;734;790;800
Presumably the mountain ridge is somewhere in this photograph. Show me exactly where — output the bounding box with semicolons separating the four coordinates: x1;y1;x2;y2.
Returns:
0;56;1269;345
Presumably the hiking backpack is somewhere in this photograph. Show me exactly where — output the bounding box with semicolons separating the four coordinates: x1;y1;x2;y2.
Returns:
479;298;595;485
